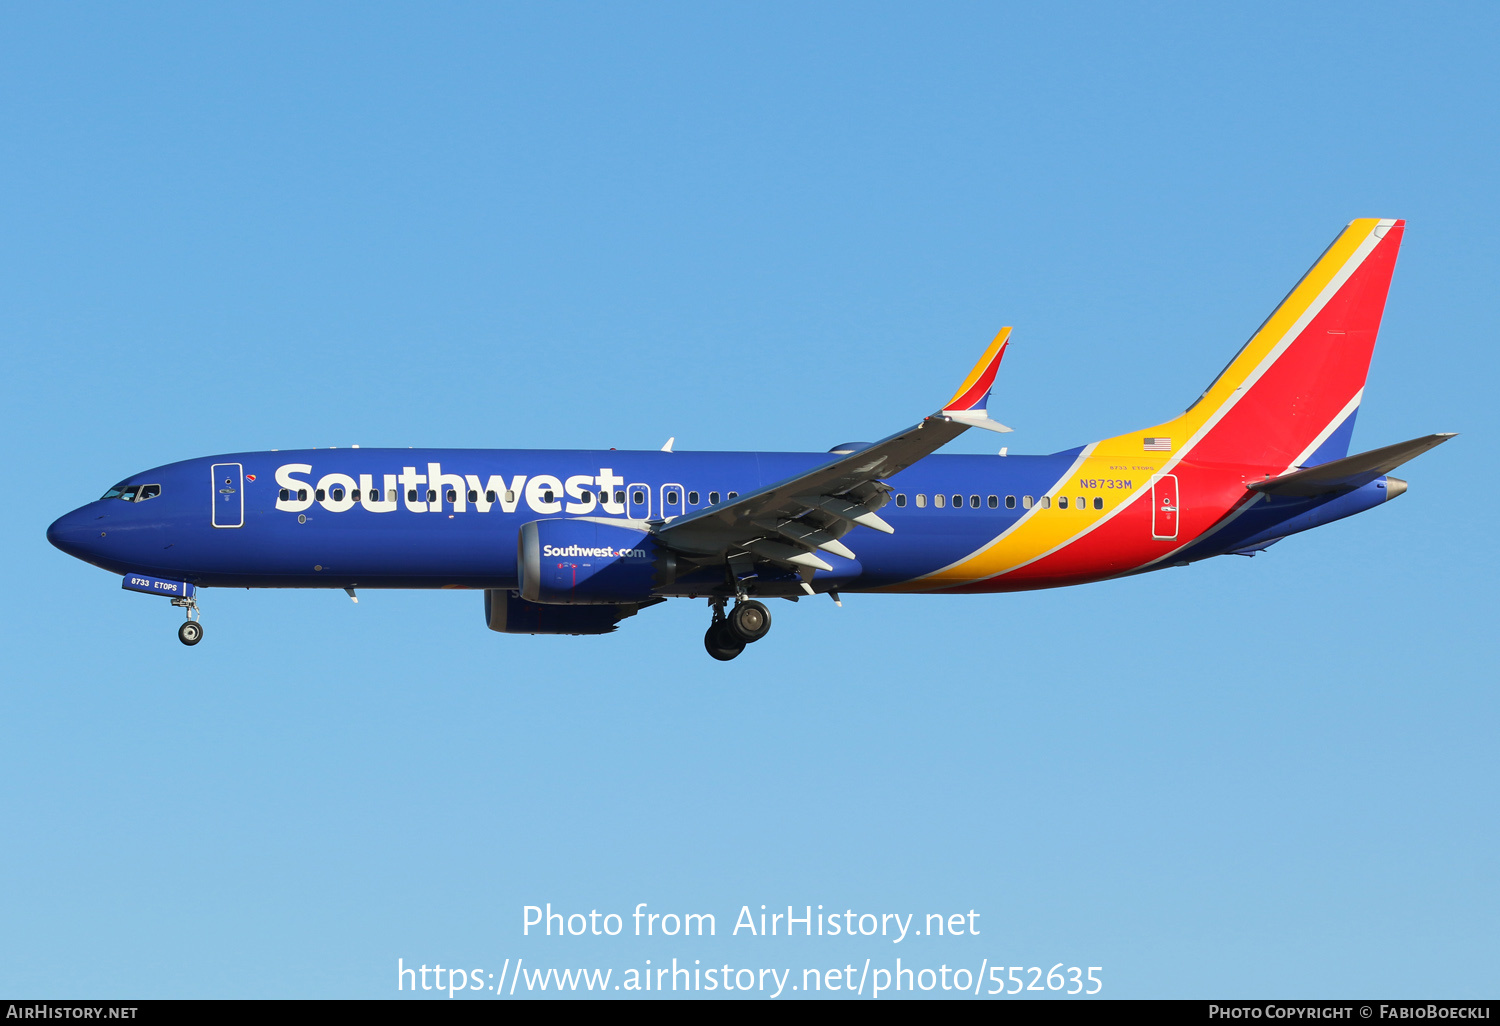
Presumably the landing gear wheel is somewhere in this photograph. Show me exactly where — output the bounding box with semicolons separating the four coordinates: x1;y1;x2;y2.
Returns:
704;621;745;661
728;600;771;643
178;620;203;646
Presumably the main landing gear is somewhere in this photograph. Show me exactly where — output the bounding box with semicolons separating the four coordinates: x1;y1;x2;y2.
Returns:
703;599;772;661
173;595;203;646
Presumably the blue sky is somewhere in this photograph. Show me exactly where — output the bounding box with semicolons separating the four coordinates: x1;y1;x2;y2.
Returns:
1;2;1495;999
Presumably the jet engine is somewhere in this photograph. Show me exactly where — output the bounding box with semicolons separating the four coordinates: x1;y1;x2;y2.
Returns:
517;519;677;604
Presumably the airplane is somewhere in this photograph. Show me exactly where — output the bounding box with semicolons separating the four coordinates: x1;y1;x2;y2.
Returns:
47;218;1452;660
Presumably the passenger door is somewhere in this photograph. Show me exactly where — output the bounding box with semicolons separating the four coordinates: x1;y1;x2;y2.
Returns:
211;463;244;528
1152;474;1179;540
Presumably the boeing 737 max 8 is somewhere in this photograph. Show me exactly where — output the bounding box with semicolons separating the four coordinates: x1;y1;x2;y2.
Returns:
47;218;1452;659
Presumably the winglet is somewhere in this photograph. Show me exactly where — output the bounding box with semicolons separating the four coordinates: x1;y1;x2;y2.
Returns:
941;328;1012;433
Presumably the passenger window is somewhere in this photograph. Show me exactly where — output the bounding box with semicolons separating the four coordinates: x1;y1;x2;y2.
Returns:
895;494;907;507
916;493;927;508
331;488;344;501
614;491;624;504
408;490;418;502
1022;495;1033;509
709;491;720;504
1078;496;1085;509
934;494;946;509
427;489;437;502
1093;496;1103;510
666;490;679;504
688;491;699;505
1005;495;1016;509
952;494;962;509
298;489;308;501
467;489;477;503
728;491;739;500
987;495;998;508
446;489;457;502
543;490;555;503
279;489;290;501
1040;496;1051;509
388;489;397;502
370;490;379;502
316;488;326;501
506;490;517;503
969;494;979;508
486;490;497;503
1058;496;1069;509
632;490;645;504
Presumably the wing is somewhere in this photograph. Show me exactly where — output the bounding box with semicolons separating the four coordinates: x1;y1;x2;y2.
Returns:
654;330;1012;579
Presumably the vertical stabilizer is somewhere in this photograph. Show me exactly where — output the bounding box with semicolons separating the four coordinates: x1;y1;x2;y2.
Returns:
1114;218;1404;471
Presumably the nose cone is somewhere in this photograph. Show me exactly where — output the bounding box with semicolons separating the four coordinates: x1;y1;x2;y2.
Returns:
47;506;103;561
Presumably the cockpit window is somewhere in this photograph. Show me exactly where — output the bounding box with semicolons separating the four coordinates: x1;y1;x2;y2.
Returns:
100;483;160;502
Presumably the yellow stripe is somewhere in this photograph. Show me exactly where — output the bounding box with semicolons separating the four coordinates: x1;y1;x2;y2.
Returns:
889;219;1383;591
944;327;1011;409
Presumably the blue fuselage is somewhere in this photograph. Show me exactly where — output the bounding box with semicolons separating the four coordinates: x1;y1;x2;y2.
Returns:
47;447;1086;592
47;446;1393;596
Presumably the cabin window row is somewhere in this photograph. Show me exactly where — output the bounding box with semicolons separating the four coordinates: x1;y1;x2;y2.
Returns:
892;493;1105;511
655;490;736;506
279;487;741;506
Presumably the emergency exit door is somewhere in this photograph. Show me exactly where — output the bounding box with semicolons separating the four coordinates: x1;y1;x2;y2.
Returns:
1152;474;1179;540
211;463;244;528
660;483;684;520
627;482;651;520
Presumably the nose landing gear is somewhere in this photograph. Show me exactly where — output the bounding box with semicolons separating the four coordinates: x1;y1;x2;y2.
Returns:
703;598;772;661
172;595;203;646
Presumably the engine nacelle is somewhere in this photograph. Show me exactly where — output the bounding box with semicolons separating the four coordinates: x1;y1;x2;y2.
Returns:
484;589;645;635
517;519;676;604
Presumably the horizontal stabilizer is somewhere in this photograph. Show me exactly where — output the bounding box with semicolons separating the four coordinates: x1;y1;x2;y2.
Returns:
1247;433;1456;497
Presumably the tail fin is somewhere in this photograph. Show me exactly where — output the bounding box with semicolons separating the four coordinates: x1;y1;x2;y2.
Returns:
1114;219;1404;471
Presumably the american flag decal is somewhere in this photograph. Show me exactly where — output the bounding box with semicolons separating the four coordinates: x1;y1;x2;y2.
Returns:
1143;437;1172;451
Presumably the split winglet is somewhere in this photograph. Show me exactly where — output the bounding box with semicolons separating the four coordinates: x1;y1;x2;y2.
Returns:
941;328;1012;433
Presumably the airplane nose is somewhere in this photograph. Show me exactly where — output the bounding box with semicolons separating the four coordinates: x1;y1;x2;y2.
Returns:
47;506;101;560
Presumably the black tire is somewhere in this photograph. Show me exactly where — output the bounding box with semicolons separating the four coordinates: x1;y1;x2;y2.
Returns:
704;621;745;661
178;621;203;646
728;600;772;643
